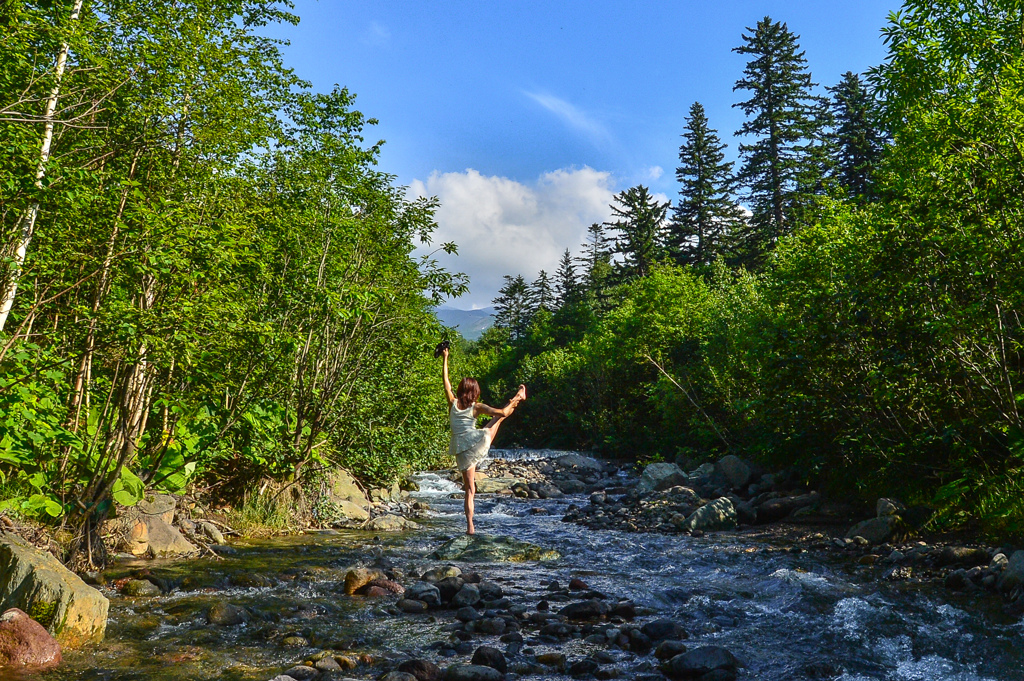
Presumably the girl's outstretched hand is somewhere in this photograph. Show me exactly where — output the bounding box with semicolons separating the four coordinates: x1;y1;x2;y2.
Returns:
442;347;449;359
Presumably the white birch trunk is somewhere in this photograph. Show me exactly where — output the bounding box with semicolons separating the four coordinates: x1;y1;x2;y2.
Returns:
0;0;85;332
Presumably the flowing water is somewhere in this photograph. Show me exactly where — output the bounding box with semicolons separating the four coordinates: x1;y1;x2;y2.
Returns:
33;460;1024;681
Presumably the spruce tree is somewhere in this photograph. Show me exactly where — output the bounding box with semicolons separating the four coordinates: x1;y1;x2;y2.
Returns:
492;274;532;342
554;249;579;307
828;71;885;198
732;17;829;265
530;269;554;312
578;222;613;314
605;185;669;281
669;102;746;266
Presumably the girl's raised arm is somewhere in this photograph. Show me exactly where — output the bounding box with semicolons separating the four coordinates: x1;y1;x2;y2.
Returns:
442;348;455;405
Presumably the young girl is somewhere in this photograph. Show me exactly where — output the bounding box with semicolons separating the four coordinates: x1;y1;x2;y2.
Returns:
441;346;526;534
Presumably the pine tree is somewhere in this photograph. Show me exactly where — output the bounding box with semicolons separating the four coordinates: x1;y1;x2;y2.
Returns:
605;185;669;281
554;249;579;307
530;269;554;312
669;102;746;266
828;71;885;198
492;274;532;341
732;16;829;265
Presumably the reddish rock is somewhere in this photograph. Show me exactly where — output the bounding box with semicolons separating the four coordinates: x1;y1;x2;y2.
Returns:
0;608;62;670
364;586;390;597
569;578;589;591
358;579;404;596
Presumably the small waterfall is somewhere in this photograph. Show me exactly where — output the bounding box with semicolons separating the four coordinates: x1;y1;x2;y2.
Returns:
409;471;462;497
488;448;587;462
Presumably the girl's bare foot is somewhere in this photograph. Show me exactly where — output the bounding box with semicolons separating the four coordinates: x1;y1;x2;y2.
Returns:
517;384;527;401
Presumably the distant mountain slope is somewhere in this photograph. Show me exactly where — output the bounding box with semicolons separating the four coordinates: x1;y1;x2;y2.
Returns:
435;306;496;340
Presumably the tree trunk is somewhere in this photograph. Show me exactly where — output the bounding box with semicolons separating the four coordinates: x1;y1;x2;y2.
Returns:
0;0;86;332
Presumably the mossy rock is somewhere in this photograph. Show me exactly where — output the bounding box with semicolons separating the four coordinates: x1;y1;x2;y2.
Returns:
431;534;560;562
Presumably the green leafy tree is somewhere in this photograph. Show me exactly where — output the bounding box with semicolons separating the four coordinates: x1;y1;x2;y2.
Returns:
669;102;746;266
732;16;829;265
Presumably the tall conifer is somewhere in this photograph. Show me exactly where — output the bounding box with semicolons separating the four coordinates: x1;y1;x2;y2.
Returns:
669;102;745;266
492;274;532;341
578;222;613;315
554;249;579;307
605;185;669;281
732;17;828;265
530;269;554;312
828;71;885;198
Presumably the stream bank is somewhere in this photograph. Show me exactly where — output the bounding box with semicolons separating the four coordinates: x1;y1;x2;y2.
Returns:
12;451;1024;680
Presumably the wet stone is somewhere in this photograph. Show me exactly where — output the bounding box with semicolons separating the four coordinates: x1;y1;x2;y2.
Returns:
398;599;429;614
283;666;318;680
398;658;442;681
568;657;600;677
444;664;505;681
471;645;507;673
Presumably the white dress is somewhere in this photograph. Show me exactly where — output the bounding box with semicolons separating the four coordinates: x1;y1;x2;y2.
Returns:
449;401;490;471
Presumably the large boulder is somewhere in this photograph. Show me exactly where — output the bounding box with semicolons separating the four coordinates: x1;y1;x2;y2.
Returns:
638;463;688;495
431;535;560;562
0;608;62;669
714;455;753;490
0;533;109;646
755;492;819;524
137;493;176;524
677;498;737;533
329;468;367;505
142;515;198;558
845;515;901;545
334;500;370;522
444;664;505;681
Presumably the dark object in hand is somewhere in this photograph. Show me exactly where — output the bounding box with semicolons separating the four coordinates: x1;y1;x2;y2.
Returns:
433;340;451;358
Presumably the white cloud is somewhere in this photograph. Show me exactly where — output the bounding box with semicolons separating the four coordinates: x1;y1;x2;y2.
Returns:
523;92;611;145
647;165;664;181
410;167;617;308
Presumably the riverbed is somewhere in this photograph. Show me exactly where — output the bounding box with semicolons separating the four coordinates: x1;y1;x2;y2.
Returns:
38;465;1024;681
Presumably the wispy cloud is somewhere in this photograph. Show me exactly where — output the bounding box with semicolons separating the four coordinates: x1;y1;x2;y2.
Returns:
363;21;391;47
523;91;611;145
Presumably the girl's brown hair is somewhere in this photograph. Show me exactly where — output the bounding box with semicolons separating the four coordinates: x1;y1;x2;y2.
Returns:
456;377;480;410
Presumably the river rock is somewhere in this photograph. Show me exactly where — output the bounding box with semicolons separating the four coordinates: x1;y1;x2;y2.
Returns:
142;515;198;558
554;478;587;494
283;665;319;680
530;482;563;499
677;498;736;533
198;521;225;544
476;477;519;494
366;515;419;532
559;598;609;621
431;535;560;562
875;498;904;518
755;492;818;523
0;608;62;669
405;582;441;606
666;646;741;679
344;568;384;595
997;551;1024;593
845;515;900;544
207;601;248;626
641;619;687;642
121;579;161;597
383;673;419;681
655;640;688;660
330;468;366;503
556;454;604;473
714;456;752;489
935;546;990;568
444;663;505;681
471;646;507;673
399;659;442;681
0;532;108;646
137;493;176;523
452;584;481;608
637;463;687;495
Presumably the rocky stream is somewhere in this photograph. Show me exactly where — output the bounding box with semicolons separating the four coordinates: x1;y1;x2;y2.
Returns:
13;451;1024;681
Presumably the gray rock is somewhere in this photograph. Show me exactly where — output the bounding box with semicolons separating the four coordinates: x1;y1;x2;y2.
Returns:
137;493;176;523
452;584;481;608
556;454;605;473
997;551;1024;593
199;521;225;544
755;492;819;523
714;456;752;489
383;673;420;681
666;646;741;679
471;646;507;673
406;582;442;606
399;599;430;613
142;515;199;558
990;553;1009;571
845;515;900;544
456;606;481;622
397;658;442;681
677;498;737;533
365;514;419;532
444;664;505;681
640;619;687;642
875;498;904;518
558;598;609;621
638;463;687;495
655;640;688;660
283;666;319;680
936;546;990;567
476;477;519;494
0;533;109;647
554;479;587;494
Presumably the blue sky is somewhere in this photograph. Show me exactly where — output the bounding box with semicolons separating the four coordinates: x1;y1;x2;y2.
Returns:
267;1;898;307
